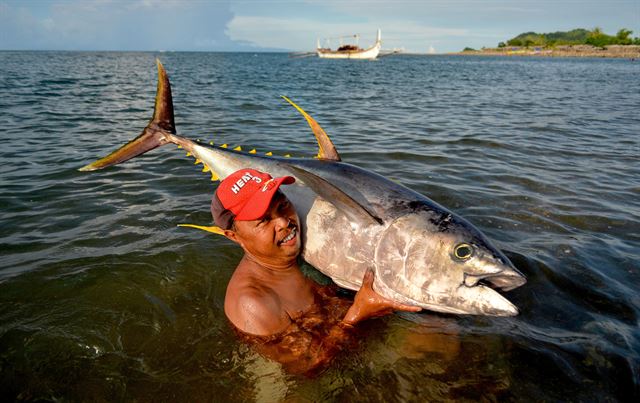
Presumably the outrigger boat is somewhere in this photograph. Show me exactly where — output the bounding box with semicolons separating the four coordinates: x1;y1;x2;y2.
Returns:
317;29;381;60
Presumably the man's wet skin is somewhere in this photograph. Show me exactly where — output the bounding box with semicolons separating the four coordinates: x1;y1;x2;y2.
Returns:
224;191;313;336
223;191;421;374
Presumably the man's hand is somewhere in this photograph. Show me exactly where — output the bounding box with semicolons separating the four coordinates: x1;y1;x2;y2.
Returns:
342;269;422;326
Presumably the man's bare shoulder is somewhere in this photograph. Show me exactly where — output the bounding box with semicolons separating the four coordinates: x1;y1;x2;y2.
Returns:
225;276;291;336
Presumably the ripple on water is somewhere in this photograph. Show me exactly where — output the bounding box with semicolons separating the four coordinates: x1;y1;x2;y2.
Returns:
0;52;639;401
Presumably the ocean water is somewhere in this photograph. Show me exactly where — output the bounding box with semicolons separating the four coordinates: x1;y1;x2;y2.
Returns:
0;51;638;401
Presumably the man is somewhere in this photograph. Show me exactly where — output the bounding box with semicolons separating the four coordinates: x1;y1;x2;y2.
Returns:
211;168;421;374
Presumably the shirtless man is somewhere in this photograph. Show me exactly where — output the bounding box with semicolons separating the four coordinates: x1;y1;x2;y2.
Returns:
211;168;421;373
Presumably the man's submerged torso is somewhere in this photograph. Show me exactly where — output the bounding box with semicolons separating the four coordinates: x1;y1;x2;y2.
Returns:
231;282;356;375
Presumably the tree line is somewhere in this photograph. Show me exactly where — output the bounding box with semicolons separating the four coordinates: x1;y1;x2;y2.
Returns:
498;28;640;48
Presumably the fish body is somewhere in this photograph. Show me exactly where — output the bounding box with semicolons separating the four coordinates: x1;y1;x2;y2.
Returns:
80;61;526;316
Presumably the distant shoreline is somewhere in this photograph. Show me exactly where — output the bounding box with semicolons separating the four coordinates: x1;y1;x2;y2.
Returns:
452;44;640;58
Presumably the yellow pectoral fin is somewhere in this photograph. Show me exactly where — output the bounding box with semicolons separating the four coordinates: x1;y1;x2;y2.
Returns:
178;224;226;236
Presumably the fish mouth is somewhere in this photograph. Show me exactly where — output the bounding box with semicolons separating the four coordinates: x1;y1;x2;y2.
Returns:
483;270;527;292
463;256;526;292
464;270;526;292
457;261;526;316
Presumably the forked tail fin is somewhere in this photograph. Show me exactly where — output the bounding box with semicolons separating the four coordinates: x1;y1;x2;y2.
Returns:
79;59;176;171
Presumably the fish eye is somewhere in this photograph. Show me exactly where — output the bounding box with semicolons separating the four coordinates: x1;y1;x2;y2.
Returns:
454;243;473;260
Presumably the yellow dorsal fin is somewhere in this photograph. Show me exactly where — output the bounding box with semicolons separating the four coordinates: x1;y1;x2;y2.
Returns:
221;144;228;148
233;145;242;151
249;149;257;154
194;159;202;165
202;165;210;172
178;224;225;236
281;96;341;161
265;151;273;156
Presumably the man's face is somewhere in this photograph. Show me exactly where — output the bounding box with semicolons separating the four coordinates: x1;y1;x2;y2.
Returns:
230;191;301;265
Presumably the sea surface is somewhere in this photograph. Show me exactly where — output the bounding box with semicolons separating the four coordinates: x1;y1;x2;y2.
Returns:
0;51;638;401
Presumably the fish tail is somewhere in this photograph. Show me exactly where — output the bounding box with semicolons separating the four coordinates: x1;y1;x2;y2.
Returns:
79;59;177;171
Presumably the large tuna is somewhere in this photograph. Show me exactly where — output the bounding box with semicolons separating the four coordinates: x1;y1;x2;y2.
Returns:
80;61;526;316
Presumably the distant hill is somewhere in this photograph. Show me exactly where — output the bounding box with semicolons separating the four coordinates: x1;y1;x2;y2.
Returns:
499;28;639;48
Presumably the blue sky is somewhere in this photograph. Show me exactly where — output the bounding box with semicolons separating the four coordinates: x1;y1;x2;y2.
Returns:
1;0;639;53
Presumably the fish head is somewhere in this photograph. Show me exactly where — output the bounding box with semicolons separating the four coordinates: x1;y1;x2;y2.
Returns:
375;210;526;316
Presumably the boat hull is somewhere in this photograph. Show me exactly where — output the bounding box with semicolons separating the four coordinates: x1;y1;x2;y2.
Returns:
317;42;381;60
317;29;381;60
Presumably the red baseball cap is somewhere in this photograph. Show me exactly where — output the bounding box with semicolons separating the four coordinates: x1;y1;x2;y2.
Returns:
211;168;295;229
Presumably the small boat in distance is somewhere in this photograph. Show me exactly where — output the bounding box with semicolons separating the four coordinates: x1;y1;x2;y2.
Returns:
317;29;381;60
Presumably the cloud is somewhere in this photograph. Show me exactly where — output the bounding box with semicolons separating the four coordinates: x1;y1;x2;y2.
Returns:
2;0;638;52
227;15;468;52
0;0;240;51
227;0;640;52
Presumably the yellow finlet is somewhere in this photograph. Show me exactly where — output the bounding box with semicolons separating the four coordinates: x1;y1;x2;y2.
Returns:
194;159;202;165
265;151;273;156
249;149;257;154
211;172;220;181
209;141;214;145
284;154;291;158
178;224;226;236
186;152;192;157
177;145;182;149
221;144;228;148
233;145;242;151
202;165;211;173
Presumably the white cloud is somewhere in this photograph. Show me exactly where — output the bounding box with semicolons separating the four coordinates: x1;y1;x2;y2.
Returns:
127;0;193;11
227;0;640;52
227;15;468;52
2;0;638;52
1;0;238;51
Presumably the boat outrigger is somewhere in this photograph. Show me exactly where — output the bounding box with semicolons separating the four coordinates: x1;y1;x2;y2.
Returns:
317;29;382;60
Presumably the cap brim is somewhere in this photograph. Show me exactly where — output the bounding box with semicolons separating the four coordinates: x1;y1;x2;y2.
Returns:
234;176;295;221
